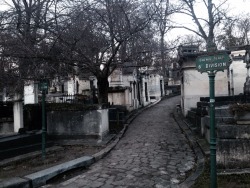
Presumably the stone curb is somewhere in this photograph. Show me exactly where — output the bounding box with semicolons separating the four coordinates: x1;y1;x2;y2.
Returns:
173;112;205;188
0;156;94;188
25;156;94;188
0;98;163;188
0;177;30;188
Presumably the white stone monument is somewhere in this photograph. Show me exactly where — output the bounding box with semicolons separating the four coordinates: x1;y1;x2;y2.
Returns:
13;93;24;132
24;82;38;104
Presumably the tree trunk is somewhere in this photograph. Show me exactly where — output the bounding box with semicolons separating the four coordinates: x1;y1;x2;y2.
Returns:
206;0;217;51
160;32;166;76
97;77;109;106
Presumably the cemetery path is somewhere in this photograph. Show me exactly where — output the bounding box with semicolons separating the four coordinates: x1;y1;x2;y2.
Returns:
43;96;196;188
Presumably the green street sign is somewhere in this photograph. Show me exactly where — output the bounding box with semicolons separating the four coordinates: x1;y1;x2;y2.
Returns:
196;53;231;72
39;82;48;91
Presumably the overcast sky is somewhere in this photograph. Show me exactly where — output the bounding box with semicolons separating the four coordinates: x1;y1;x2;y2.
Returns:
166;0;250;42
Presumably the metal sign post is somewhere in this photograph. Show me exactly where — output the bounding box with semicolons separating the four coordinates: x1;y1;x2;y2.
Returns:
39;81;48;159
208;71;216;188
196;52;230;188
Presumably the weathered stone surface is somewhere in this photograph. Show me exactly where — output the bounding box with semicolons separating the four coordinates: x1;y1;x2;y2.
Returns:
204;111;250;169
0;121;13;134
214;106;232;117
217;124;250;139
47;109;109;139
0;177;30;188
25;156;94;188
217;139;250;168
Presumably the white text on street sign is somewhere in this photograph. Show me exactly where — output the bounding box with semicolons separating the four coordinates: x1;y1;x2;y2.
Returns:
196;53;230;72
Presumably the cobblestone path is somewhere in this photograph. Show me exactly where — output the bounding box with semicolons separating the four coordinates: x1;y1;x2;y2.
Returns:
46;96;196;188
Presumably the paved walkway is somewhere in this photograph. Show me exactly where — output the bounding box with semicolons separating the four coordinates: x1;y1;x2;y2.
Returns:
46;96;195;188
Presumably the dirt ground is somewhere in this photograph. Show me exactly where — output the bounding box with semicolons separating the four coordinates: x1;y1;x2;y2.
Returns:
0;144;104;180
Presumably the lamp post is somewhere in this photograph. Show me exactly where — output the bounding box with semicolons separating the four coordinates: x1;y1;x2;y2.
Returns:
39;80;48;159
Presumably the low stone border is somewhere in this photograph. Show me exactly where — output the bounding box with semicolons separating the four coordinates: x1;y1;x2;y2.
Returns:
173;111;205;188
0;156;94;188
0;177;30;188
26;156;94;188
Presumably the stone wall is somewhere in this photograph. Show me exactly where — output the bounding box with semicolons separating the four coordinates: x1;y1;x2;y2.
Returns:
0;120;13;134
187;102;250;169
217;124;250;168
47;109;109;139
200;106;250;169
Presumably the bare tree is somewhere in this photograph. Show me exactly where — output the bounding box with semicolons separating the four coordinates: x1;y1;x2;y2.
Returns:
238;14;250;45
217;14;250;49
152;0;181;75
179;34;204;48
55;0;153;105
0;0;156;106
177;0;229;50
0;0;63;92
217;18;240;48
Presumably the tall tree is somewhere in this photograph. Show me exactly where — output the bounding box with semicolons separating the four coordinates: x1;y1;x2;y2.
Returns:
238;15;250;45
0;0;63;92
217;18;240;48
217;14;250;49
55;0;153;105
0;0;156;105
177;0;229;50
153;0;176;74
